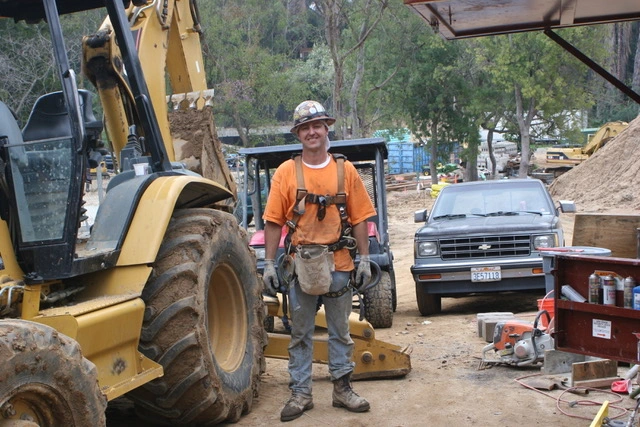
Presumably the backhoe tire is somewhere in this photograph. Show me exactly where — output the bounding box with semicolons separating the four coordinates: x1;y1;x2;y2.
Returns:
0;320;107;426
416;284;442;315
362;270;393;328
129;208;266;425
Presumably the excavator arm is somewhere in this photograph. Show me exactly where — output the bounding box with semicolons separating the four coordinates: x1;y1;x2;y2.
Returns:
583;121;629;155
83;0;234;196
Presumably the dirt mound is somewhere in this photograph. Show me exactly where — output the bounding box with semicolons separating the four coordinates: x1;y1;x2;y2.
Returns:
549;114;640;213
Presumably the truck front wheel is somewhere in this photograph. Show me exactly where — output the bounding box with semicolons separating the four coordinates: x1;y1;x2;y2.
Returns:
129;209;266;425
416;284;442;315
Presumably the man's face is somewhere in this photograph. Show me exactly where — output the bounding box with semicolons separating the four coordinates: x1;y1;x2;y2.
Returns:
297;121;328;151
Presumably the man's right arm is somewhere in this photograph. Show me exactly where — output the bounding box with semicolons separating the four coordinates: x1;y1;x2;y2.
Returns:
264;220;283;260
262;220;284;296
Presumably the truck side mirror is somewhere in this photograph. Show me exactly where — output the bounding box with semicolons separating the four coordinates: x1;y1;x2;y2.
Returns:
557;200;576;213
414;209;428;223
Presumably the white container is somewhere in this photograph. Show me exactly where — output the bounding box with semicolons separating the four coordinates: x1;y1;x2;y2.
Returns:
134;163;148;176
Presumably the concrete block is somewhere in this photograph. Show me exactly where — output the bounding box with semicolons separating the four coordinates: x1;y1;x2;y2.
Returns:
541;349;586;375
476;312;515;341
476;312;514;337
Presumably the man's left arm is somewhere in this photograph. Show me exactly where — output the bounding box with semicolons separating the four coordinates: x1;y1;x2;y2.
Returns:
353;220;372;290
352;221;369;256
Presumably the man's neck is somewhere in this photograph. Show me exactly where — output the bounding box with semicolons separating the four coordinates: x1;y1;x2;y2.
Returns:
301;149;329;166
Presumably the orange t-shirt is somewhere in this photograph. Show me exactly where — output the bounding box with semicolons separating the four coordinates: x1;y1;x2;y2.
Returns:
263;155;376;271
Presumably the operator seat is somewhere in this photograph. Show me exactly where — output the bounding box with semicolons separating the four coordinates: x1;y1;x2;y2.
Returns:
22;89;103;142
0;101;34;240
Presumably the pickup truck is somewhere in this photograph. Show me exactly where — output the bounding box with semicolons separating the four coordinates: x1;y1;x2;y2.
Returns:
411;178;575;315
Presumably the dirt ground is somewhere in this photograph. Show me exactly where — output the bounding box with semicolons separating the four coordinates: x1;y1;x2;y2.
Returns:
105;189;631;427
106;115;640;425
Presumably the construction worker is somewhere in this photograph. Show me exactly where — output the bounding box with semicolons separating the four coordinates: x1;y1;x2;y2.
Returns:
262;100;376;422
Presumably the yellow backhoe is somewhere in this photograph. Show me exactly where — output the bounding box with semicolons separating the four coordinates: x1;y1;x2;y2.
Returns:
543;121;629;176
0;1;410;425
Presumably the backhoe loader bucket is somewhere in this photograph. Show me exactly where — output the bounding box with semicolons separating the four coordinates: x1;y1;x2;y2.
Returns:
263;295;412;380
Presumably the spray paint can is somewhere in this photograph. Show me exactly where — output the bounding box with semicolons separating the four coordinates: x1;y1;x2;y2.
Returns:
588;273;601;304
634;285;640;310
602;275;616;306
624;276;636;309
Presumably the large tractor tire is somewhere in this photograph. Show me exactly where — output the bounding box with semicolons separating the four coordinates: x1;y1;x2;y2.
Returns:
362;270;393;328
128;208;266;425
0;320;107;426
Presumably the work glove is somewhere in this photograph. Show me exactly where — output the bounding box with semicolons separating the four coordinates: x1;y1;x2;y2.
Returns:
355;255;372;292
263;259;279;296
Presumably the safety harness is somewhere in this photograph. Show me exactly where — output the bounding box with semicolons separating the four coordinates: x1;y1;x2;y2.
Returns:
283;153;357;299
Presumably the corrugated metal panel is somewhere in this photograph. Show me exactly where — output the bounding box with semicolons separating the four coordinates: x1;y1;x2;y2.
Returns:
413;145;430;174
387;142;414;174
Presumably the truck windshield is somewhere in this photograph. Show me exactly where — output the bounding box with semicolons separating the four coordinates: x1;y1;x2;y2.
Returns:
432;182;553;219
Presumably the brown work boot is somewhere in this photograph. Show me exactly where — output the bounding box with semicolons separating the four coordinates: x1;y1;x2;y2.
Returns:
332;373;370;412
280;393;314;422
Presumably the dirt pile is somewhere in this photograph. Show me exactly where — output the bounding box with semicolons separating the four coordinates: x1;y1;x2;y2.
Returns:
549;114;640;213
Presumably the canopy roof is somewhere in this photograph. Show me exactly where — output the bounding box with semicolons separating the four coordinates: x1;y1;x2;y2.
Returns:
0;0;129;22
404;0;640;39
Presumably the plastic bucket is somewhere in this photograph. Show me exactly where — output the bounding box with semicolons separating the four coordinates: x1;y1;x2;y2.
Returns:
537;298;554;329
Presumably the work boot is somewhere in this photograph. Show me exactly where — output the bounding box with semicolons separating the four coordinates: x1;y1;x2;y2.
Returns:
332;373;370;412
280;393;313;422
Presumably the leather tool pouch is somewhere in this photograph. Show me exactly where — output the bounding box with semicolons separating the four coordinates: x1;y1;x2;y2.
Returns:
294;244;334;295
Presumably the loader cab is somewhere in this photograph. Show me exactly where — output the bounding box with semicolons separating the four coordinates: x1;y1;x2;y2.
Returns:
0;0;169;281
0;88;93;280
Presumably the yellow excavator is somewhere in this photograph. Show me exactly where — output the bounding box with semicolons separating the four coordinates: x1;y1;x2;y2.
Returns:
544;121;629;176
0;1;410;425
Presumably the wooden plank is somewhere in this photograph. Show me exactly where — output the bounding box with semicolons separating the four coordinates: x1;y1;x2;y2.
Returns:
572;377;621;388
572;214;640;258
571;359;618;385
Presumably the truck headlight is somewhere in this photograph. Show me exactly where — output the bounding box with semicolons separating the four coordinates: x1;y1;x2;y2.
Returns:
254;247;266;260
416;241;438;257
533;234;556;249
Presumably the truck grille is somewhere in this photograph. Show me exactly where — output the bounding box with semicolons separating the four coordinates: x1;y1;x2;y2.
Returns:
440;235;531;260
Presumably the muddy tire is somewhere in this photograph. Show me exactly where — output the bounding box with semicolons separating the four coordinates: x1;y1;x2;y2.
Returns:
0;320;106;426
416;284;442;315
128;209;266;425
362;270;393;328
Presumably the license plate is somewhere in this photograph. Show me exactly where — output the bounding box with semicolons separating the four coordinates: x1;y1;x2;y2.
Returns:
471;266;501;282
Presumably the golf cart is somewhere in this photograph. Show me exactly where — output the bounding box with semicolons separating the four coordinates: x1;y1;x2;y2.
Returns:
238;138;396;328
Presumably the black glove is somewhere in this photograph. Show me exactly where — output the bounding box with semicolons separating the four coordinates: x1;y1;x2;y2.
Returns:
263;259;279;296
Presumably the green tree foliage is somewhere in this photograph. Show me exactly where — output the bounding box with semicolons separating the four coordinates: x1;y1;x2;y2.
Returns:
199;0;305;146
2;2;638;161
0;10;104;123
388;26;477;183
474;29;599;177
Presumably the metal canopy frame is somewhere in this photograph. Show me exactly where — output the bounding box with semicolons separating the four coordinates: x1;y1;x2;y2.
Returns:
404;0;640;104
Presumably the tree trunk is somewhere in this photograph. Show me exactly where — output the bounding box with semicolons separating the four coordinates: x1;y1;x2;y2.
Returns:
430;121;438;186
349;37;367;138
633;25;640;93
513;84;534;178
321;0;346;139
487;129;498;179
